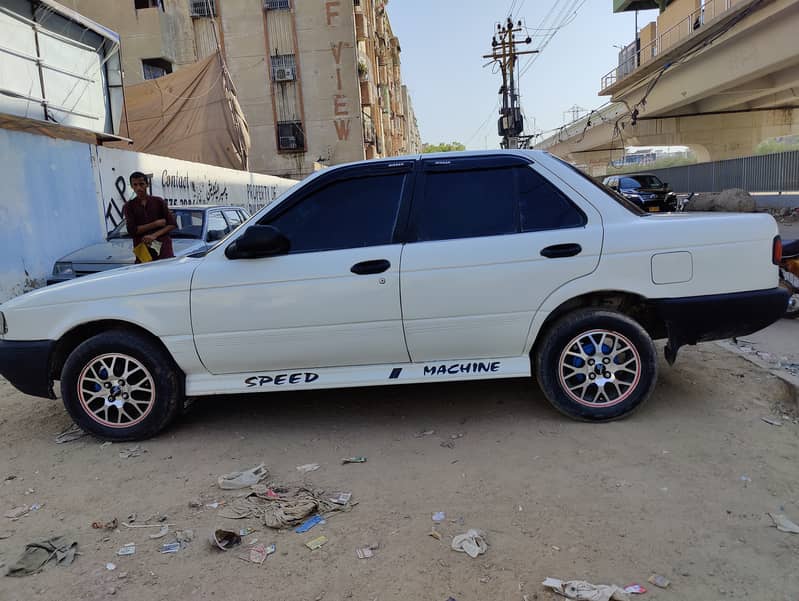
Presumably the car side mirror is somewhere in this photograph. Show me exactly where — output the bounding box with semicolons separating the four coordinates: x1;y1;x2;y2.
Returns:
225;225;290;259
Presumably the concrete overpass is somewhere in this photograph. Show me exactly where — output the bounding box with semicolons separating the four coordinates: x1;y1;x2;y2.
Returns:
536;0;799;175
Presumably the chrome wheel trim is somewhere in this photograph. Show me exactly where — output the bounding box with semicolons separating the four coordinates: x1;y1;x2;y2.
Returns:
77;353;155;428
558;329;642;408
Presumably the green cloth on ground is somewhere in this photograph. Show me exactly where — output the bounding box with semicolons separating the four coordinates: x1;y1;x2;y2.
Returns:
5;536;77;577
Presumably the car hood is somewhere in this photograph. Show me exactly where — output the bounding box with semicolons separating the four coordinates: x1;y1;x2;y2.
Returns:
58;238;206;264
2;256;199;312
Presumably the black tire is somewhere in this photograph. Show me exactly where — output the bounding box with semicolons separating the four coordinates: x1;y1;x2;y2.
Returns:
534;309;658;421
60;330;183;441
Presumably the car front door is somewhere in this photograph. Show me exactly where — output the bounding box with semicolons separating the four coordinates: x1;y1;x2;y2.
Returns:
399;155;603;362
190;161;415;374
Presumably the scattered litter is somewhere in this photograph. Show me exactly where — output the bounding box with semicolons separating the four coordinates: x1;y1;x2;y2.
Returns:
239;527;257;537
295;515;325;533
5;536;78;577
542;578;629;601
624;584;647;594
648;574;671;589
0;533;11;540
210;529;242;551
217;463;268;490
432;512;446;523
356;547;374;559
100;442;112;449
440;440;456;449
118;571;128;579
25;488;34;495
121;521;175;529
296;463;321;473
414;429;435;438
106;563;116;571
176;529;194;544
451;529;488;558
29;503;42;512
160;542;180;554
740;475;752;485
54;424;87;444
92;518;118;530
5;506;29;519
768;512;799;534
220;486;352;529
450;433;464;439
305;535;328;550
149;525;170;539
116;543;136;556
552;546;561;551
239;543;270;565
118;446;145;459
429;529;442;541
265;543;276;555
329;492;352;506
205;502;223;510
341;457;367;464
188;498;202;508
761;417;783;427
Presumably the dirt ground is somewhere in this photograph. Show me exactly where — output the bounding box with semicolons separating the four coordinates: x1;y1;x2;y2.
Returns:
1;343;799;601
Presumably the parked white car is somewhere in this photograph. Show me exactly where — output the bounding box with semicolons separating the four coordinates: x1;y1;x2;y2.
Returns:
0;151;788;440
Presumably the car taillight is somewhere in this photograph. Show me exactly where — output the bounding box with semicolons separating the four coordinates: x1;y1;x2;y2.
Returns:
773;236;782;265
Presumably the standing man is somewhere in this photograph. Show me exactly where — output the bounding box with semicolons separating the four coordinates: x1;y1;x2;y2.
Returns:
123;172;177;262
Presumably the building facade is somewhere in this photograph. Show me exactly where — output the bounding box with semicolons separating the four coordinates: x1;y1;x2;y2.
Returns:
63;0;420;178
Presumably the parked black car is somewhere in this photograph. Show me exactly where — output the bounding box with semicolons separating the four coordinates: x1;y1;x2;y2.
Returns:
602;174;678;212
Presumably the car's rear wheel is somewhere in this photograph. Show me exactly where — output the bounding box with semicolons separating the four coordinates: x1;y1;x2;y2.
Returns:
534;309;658;421
60;330;183;441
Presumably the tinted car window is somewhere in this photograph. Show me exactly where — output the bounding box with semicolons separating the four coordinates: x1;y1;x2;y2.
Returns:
266;173;406;253
517;167;586;232
411;167;516;242
623;175;663;188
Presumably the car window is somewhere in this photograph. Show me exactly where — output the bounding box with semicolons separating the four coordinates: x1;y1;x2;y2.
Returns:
517;167;586;232
550;155;648;217
265;173;406;253
410;167;516;242
206;211;229;242
172;210;204;239
620;177;642;189
223;210;243;230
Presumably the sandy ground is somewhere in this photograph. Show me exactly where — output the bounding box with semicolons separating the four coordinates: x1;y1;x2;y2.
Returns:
1;343;799;601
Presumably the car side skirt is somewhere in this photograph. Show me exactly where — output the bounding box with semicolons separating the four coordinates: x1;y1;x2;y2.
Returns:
185;356;532;396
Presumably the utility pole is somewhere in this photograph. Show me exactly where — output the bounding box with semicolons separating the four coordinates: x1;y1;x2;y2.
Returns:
483;17;538;150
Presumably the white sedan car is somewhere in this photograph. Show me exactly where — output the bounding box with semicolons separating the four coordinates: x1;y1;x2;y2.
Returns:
0;151;788;440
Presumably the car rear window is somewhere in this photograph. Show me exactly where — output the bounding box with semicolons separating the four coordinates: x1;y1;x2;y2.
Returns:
551;156;648;216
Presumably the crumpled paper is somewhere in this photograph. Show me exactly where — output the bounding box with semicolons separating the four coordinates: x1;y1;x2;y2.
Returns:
451;529;488;558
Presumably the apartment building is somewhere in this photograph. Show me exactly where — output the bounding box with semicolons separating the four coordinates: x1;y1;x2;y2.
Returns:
64;0;421;178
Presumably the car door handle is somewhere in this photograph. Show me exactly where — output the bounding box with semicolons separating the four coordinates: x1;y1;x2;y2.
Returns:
540;243;582;259
351;259;391;275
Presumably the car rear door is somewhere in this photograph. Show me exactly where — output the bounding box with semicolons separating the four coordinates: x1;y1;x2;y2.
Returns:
399;155;603;362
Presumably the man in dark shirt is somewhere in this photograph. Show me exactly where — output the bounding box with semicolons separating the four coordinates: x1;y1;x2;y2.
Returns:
123;172;177;262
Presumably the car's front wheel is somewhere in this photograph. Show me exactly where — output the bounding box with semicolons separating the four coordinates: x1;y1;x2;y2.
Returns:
534;309;658;421
60;330;183;441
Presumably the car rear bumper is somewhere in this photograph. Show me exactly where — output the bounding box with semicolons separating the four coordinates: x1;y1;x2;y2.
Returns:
0;339;57;399
651;287;789;362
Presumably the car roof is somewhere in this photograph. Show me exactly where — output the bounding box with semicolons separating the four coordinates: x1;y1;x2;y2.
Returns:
323;149;549;171
171;205;249;212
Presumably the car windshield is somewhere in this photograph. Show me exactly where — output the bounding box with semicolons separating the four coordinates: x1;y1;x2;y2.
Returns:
107;209;206;239
550;156;648;217
622;175;663;189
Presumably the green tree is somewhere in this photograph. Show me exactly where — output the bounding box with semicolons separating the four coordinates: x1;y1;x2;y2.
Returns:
422;141;466;153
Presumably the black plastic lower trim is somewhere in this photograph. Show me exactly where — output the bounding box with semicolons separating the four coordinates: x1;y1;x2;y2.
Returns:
0;339;56;399
651;287;788;363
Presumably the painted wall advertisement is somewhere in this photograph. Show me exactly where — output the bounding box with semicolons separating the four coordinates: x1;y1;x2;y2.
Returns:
96;146;296;232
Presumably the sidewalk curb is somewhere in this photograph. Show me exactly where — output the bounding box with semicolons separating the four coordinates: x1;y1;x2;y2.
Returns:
716;341;799;409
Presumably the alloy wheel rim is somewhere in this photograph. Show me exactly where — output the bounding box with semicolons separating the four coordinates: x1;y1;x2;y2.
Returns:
77;353;155;428
558;329;641;408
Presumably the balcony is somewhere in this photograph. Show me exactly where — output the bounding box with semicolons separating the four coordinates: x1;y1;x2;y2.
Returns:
600;0;751;95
